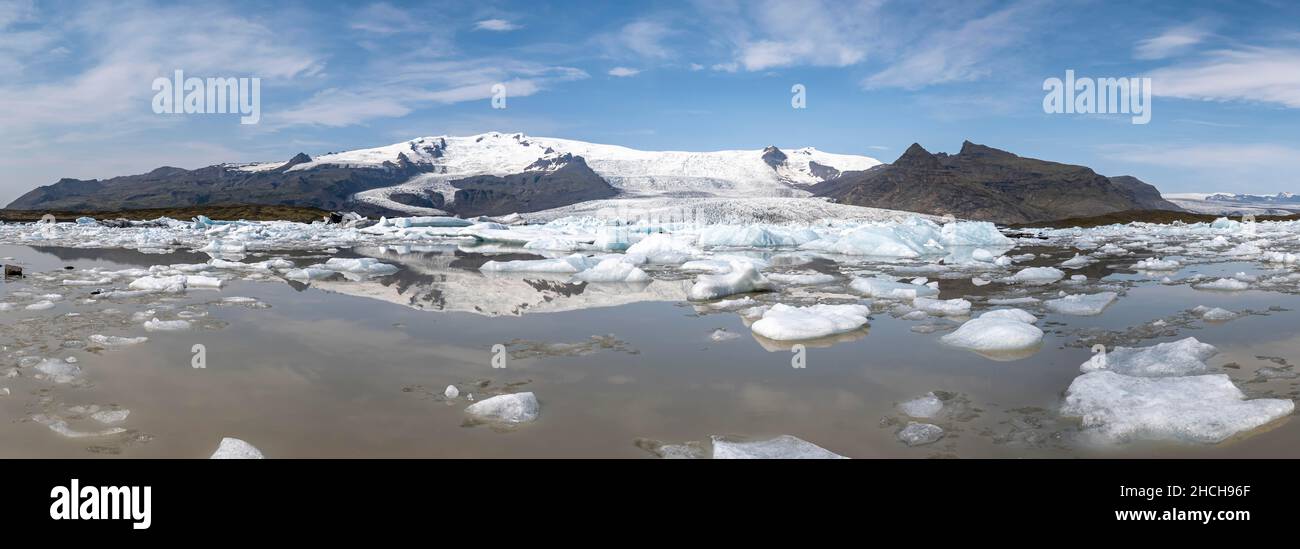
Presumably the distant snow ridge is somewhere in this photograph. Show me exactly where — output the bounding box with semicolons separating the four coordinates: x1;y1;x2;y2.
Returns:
253;132;881;213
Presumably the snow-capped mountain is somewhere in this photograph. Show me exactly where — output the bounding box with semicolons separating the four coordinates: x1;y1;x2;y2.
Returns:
1164;192;1300;215
237;132;882;213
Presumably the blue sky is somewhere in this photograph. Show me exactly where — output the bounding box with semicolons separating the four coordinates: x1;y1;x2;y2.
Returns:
2;0;1299;203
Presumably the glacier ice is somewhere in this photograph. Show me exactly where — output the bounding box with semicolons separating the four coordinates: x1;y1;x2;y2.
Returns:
750;303;870;341
572;257;651;283
849;276;938;299
1061;371;1293;444
898;392;944;418
710;435;847;459
940;317;1043;357
210;437;265;459
687;260;772;301
465;392;540;424
1044;292;1118;316
1080;337;1218;377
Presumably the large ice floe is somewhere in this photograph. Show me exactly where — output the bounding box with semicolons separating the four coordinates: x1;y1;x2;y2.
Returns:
1062;337;1294;444
940;309;1044;361
750;304;871;341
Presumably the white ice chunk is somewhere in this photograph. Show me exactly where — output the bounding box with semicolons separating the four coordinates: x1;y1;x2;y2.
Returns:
1061;371;1294;444
940;318;1043;354
765;272;836;285
91;409;130;424
898;422;944;446
1007;267;1065;285
89;334;149;346
210;437;265;459
444;385;460;398
1060;254;1092;268
35;358;81;383
571;258;651;283
1044;292;1118;316
1197;307;1237;321
912;297;971;316
1081;338;1218;377
1194;278;1250;291
898;392;944;418
1134;257;1180;271
750;303;870;341
128;275;188;293
849;276;939;299
480;254;595;274
688;260;772;300
323;257;399;276
979;308;1037;323
624;233;701;264
143;318;192;331
464;392;540;424
710;435;846;459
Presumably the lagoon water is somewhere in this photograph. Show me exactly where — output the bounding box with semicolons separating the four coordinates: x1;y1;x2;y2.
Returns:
3;241;1297;458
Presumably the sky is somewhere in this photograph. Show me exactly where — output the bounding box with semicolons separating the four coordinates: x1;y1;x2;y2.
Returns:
1;0;1299;204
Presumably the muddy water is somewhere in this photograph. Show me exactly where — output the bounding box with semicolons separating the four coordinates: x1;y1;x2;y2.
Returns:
1;244;1297;458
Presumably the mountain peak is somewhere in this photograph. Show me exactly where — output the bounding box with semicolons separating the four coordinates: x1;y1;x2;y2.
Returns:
281;152;312;169
958;140;1013;159
893;143;941;169
761;145;788;168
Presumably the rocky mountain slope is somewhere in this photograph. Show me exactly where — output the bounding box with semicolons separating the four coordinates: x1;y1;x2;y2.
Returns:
811;141;1181;223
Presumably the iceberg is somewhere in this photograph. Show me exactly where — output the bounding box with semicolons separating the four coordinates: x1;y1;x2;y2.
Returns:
1080;338;1218;377
979;308;1037;323
572;258;651;283
464;392;540;424
210;437;265;459
750;303;870;341
940;317;1043;358
1194;278;1250;291
898;422;944;446
710;435;847;459
323;257;399;276
898;392;944;418
1044;292;1118;316
912;297;971;316
1061;371;1294;444
849;276;938;299
1133;257;1180;271
624;233;700;264
1007;267;1065;285
143;318;192;331
687;260;772;301
480;254;595;274
696;225;819;248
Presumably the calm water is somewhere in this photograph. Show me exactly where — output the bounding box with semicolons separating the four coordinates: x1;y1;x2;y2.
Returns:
2;243;1297;458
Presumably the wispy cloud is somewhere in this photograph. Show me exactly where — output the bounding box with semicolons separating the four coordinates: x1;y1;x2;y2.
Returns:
1134;23;1211;60
474;18;521;32
597;19;676;59
702;0;877;71
608;66;641;77
1149;47;1300;108
863;1;1043;89
350;2;424;35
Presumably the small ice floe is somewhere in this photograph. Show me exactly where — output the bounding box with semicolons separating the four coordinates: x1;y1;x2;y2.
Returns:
1081;338;1217;377
523;236;586;252
464;392;540;424
988;296;1040;305
323;257;399;276
25;300;56;311
34;358;82;383
91;409;130;424
184;275;224;289
285;267;335;281
971;277;991;286
143;318;192;332
709;329;741;342
1133;257;1180;271
1044;292;1118;316
750;303;870;341
1193;306;1238;322
128;275;188;293
480;254;595;273
687;260;772;301
31;414;126;438
89;334;149;347
62;277;113;286
765;272;836;285
940;316;1043;360
444;385;460;399
1006;267;1065;285
1061;371;1293;444
912;297;971;317
898;422;944;446
1194;278;1250;291
849;276;938;299
571;257;651;283
898;392;944;418
210;437;265;459
710;435;846;459
624;233;701;264
1060;254;1093;268
0;387;8;396
222;296;259;303
1262;251;1299;264
979;308;1037;323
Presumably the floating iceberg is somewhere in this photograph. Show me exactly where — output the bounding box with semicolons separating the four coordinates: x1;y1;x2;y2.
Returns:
688;260;772;301
1081;338;1218;377
323;257;399;276
464;392;540;424
898;392;944;418
143;318;192;331
849;276;938;299
1007;267;1065;285
979;308;1037;324
89;334;149;346
710;435;847;459
940;317;1043;359
210;437;265;459
572;258;651;283
696;225;819;248
765;272;836;285
1133;257;1180;271
1044;292;1118;316
750;303;870;341
624;233;700;264
1061;371;1294;444
898;422;944;446
912;297;971;316
1194;278;1250;291
480;254;595;274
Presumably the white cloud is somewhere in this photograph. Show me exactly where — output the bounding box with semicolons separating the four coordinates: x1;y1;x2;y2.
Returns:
688;63;704;71
598;19;675;59
351;2;423;34
863;2;1039;89
1149;47;1300;108
1134;24;1210;60
475;19;521;32
608;66;641;77
715;0;878;71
